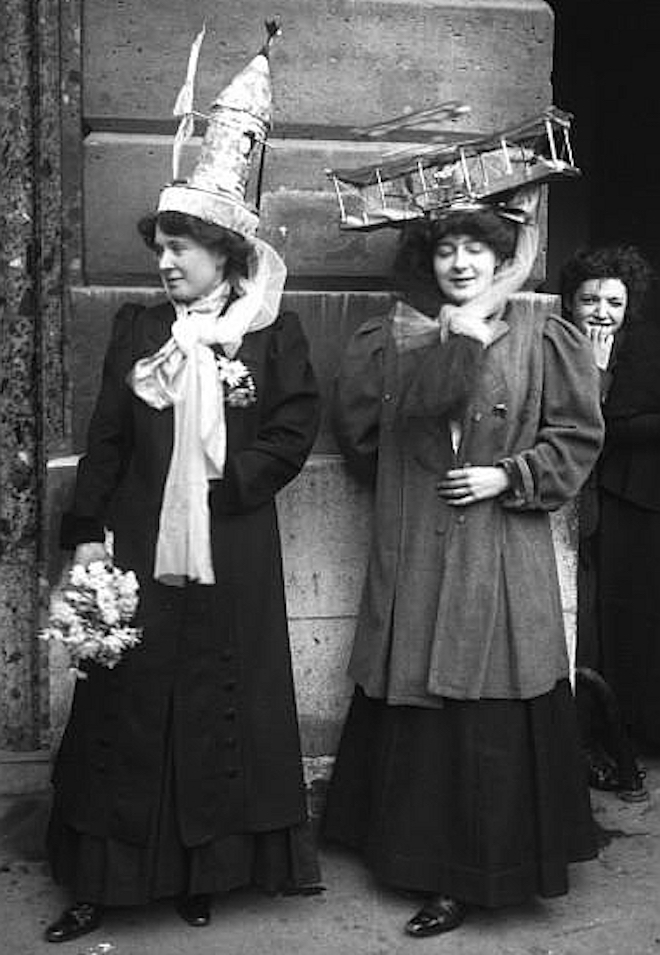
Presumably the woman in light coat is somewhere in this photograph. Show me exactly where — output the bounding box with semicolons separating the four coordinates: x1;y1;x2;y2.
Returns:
323;193;603;936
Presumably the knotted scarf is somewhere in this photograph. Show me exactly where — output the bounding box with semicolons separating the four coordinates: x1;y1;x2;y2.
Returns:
129;239;286;586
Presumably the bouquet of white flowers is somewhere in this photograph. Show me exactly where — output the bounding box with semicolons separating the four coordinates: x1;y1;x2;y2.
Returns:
40;561;142;677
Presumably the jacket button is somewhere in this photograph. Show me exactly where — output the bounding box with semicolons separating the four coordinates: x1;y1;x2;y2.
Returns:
456;515;466;525
226;767;239;778
225;737;238;748
221;649;233;662
224;708;237;720
472;411;483;422
224;679;237;692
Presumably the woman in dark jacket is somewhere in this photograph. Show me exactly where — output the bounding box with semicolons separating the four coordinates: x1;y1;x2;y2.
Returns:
323;193;603;937
561;245;657;791
44;208;321;943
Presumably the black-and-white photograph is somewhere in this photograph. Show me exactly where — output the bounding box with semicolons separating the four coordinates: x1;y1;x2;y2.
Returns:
1;1;658;951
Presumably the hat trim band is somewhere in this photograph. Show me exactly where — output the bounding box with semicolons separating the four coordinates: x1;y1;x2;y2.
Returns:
157;184;259;238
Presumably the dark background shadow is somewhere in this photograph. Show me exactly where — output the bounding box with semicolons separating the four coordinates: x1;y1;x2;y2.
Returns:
545;0;659;306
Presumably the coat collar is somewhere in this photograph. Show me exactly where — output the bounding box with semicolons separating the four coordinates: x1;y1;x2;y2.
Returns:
137;299;176;357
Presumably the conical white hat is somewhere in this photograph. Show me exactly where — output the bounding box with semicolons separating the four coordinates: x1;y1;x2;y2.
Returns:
158;21;281;238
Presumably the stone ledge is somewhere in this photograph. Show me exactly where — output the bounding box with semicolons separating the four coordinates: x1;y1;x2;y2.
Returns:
66;289;559;453
0;752;51;797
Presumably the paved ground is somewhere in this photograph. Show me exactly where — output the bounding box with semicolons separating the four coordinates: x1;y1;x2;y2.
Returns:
2;760;660;955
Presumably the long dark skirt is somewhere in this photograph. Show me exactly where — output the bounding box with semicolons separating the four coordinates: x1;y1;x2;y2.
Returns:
598;489;660;749
322;681;596;909
47;723;320;907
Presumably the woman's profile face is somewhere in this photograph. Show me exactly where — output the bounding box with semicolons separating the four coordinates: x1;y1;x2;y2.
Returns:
570;278;628;334
153;225;227;302
433;234;498;305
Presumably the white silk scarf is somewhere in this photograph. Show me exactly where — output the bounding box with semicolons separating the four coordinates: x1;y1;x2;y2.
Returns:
129;239;286;586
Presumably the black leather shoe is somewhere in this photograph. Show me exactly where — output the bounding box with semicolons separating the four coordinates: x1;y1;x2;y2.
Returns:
405;896;469;937
44;902;103;943
176;893;212;927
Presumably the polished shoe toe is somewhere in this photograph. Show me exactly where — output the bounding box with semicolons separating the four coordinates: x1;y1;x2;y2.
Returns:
176;893;212;927
44;902;103;943
405;896;469;937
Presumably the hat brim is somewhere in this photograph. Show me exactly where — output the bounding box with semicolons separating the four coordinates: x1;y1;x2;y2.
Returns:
157;184;259;238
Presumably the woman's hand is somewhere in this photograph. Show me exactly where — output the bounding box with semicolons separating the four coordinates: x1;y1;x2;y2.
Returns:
73;542;110;568
584;324;615;370
437;466;510;506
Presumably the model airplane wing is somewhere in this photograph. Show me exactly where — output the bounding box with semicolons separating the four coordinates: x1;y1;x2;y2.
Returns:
327;106;579;230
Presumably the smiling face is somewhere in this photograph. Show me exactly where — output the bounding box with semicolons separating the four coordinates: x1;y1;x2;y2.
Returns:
433;234;499;305
154;225;228;302
570;277;628;334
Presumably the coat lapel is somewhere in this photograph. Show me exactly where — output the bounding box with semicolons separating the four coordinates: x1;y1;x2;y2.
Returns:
136;300;176;359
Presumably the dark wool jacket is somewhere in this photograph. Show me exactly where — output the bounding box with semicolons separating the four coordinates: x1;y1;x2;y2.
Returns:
335;299;604;704
54;300;320;847
599;320;660;512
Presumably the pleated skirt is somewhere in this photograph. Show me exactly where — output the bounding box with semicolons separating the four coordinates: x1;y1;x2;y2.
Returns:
322;680;596;908
47;724;321;907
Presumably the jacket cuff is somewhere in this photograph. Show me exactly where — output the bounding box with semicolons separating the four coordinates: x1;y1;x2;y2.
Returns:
59;513;106;551
497;454;535;508
208;464;243;516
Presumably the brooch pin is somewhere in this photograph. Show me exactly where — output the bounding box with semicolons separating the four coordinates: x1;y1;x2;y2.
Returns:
214;355;257;408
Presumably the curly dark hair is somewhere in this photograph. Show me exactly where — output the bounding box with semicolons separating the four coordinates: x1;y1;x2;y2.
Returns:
559;245;653;324
392;208;518;316
137;211;251;287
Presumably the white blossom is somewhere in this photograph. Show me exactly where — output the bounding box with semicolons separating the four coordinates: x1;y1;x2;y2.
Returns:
39;563;142;677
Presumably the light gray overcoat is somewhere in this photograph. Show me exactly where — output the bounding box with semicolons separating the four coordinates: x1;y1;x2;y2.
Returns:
335;299;604;705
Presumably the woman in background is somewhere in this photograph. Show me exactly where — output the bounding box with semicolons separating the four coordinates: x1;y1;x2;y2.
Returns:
561;245;657;792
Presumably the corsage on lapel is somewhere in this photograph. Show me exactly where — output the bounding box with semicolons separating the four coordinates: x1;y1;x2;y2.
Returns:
215;354;257;407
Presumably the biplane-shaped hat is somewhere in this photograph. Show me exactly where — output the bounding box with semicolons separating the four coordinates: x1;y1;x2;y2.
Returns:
157;20;281;239
327;104;579;231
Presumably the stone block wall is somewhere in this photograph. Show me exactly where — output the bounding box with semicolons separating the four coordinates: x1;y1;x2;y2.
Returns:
80;0;553;286
3;0;562;794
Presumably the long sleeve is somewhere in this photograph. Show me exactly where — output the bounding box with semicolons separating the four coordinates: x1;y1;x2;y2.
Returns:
333;317;388;484
500;315;605;511
209;311;320;514
60;304;142;549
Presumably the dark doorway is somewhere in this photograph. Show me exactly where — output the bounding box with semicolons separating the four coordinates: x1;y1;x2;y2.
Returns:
545;0;659;303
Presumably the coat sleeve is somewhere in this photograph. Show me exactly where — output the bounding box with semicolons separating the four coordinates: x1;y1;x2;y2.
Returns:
209;311;320;514
60;304;141;549
499;314;605;511
333;317;387;484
